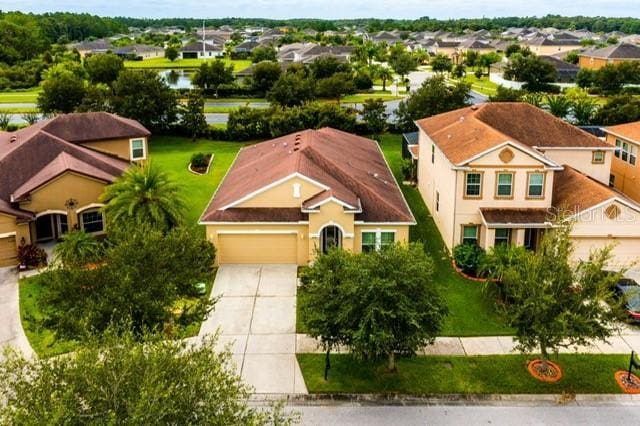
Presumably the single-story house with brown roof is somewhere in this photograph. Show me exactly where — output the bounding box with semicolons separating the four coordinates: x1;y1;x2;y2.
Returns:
579;43;640;70
415;102;640;267
200;128;415;265
0;112;150;267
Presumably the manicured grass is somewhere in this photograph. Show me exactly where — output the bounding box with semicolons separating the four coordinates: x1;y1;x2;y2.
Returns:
341;93;405;103
124;57;252;71
174;267;217;337
297;353;627;394
0;88;41;103
450;73;499;96
378;134;512;336
19;274;79;358
149;135;247;225
0;107;39;113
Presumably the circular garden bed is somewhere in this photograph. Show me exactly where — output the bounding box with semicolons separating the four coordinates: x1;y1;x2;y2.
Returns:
527;359;563;382
614;371;640;394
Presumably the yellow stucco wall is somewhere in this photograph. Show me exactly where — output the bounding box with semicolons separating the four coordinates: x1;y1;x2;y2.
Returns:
237;176;325;208
19;172;107;229
81;137;148;161
605;134;640;202
579;56;629;70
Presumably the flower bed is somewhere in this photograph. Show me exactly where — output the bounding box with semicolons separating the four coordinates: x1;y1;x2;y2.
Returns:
527;359;563;382
188;153;213;175
614;370;640;394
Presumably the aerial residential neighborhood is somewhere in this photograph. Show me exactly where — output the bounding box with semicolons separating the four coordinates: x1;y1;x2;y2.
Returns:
2;2;640;425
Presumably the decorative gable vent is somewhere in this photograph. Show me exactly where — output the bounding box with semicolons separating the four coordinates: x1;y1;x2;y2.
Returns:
605;204;621;220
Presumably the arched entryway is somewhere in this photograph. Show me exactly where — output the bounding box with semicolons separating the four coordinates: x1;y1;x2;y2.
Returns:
34;212;68;242
320;225;342;254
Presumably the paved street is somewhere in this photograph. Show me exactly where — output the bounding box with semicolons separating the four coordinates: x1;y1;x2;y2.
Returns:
0;267;33;359
199;264;307;394
290;404;640;425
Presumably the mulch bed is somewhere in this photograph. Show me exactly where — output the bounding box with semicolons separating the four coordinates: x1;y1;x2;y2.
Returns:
614;371;640;394
189;154;213;175
451;260;488;283
527;359;563;382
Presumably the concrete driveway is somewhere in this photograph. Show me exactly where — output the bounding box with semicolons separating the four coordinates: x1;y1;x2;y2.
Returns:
0;267;34;359
199;264;307;394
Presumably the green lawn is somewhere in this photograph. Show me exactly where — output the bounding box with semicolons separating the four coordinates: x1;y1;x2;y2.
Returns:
0;107;39;113
378;134;512;336
341;93;405;103
450;73;499;96
297;353;627;394
0;88;41;104
149;135;247;225
124;57;252;71
19;274;79;358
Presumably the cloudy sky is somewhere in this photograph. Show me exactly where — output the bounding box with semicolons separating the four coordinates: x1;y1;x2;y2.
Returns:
4;0;639;19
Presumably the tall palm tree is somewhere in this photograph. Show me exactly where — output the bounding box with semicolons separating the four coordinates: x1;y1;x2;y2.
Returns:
376;67;394;92
101;162;185;232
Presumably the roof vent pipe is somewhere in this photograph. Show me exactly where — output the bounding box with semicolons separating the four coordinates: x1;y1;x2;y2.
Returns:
9;135;17;143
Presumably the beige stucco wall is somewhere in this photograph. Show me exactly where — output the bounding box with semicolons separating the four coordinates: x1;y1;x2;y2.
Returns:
81;137;148;161
0;213;33;252
542;149;612;185
237;176;325;208
19;172;108;229
529;44;582;55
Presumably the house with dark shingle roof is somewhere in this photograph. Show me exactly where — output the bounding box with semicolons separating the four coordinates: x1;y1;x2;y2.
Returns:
180;41;224;59
579;43;640;70
200;128;415;265
0;112;150;267
415;102;640;266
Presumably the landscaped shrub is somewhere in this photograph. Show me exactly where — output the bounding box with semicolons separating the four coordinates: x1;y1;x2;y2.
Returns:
17;243;47;268
401;159;416;182
452;243;486;277
190;152;209;169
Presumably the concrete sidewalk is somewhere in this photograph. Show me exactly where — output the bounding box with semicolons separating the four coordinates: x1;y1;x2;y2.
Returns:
296;326;640;356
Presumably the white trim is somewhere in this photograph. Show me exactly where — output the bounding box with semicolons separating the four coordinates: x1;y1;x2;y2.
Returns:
129;138;147;161
201;221;309;225
304;196;359;211
602;129;640;146
0;231;17;239
217;230;298;235
219;172;330;210
456;141;560;168
360;229;397;251
309;222;354;239
565;197;640;221
35;210;68;218
78;208;106;235
407;144;419;160
75;203;105;214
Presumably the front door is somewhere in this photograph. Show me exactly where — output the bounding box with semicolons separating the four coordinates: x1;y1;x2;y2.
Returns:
320;226;342;254
524;228;539;251
35;214;69;242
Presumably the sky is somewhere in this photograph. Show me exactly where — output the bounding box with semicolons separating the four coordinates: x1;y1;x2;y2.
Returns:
2;0;639;20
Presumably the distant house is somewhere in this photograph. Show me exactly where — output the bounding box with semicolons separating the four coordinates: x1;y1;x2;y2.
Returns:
0;113;150;267
458;38;496;54
372;31;401;45
579;43;640;70
69;39;112;57
524;36;582;55
234;41;261;54
113;44;164;60
277;43;353;63
539;55;580;82
180;42;224;59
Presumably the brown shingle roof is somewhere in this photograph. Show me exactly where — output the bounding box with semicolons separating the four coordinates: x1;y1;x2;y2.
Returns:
552;165;629;213
203;208;308;222
0;114;132;210
580;43;640;60
38;112;150;143
201;128;414;223
415;103;609;166
480;208;552;226
605;121;640;144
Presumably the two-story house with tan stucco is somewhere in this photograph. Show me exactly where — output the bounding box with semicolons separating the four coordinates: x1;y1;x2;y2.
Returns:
200;128;415;265
416;103;640;266
0;112;150;266
603;121;640;203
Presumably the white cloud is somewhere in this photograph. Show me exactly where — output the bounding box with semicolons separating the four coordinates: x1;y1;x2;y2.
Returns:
3;0;639;19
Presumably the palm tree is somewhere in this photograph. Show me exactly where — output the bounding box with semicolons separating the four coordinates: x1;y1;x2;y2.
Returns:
545;95;572;119
101;162;185;232
53;230;103;268
376;67;394;92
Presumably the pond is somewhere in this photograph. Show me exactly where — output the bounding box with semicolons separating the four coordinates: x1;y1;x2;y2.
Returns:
158;69;196;90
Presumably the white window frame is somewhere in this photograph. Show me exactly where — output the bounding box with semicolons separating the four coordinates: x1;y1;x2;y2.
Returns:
80;209;106;234
130;138;146;161
464;172;482;198
527;172;545;198
496;172;514;198
360;229;396;252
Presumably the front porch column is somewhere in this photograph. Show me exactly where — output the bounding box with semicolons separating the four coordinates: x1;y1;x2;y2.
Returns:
483;227;495;250
514;228;526;246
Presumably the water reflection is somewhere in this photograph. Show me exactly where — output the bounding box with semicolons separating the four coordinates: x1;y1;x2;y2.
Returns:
158;69;194;89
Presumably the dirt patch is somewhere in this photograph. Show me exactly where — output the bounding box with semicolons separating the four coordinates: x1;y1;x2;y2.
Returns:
614;371;640;394
527;359;563;382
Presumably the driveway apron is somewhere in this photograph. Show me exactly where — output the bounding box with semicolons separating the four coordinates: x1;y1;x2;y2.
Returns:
0;267;34;359
199;264;307;394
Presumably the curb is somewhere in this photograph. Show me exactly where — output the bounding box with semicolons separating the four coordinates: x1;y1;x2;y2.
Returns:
249;392;640;406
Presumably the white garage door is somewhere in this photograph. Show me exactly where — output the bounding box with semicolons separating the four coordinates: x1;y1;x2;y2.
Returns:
0;236;18;267
218;233;298;264
572;237;640;266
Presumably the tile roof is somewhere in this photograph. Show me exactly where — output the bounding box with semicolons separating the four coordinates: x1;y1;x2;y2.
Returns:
415;103;609;166
605;121;640;144
581;43;640;60
201;128;414;223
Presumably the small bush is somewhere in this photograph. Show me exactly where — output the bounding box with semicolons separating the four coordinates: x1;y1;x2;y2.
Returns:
190;152;209;169
452;243;485;277
401;159;416;182
17;243;47;268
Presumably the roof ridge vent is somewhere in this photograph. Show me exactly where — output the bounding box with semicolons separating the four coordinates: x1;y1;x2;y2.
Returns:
9;135;17;143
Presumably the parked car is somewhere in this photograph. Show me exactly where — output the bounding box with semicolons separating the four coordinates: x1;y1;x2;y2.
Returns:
614;278;640;322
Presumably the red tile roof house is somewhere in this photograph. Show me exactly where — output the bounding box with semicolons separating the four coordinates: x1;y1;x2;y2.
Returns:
200;128;415;265
415;102;640;267
0;112;150;267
